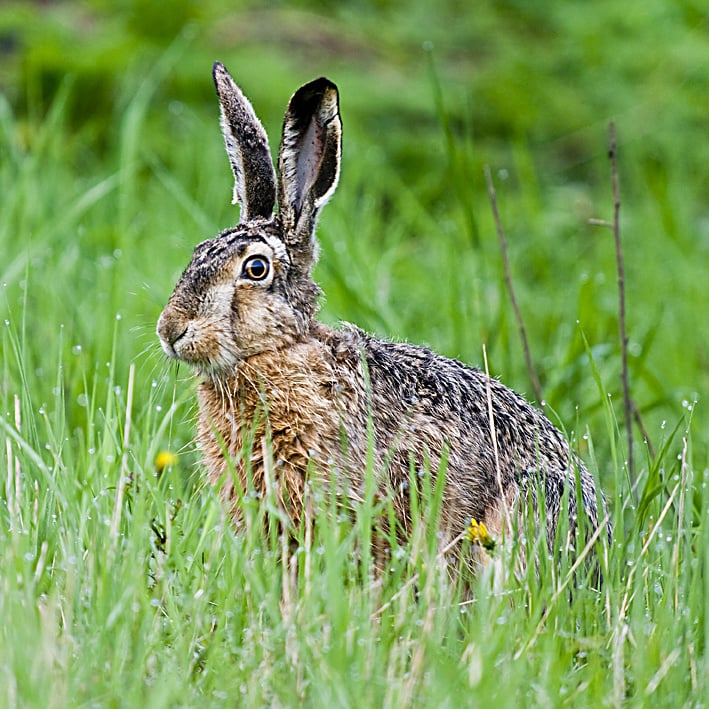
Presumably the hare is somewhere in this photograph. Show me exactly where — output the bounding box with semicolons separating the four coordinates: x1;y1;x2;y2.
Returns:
157;62;607;572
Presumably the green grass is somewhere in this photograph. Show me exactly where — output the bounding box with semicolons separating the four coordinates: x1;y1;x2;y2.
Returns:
1;0;708;705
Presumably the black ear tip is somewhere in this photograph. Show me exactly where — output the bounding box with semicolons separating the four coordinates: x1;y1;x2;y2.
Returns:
306;76;338;95
289;77;339;115
213;61;228;81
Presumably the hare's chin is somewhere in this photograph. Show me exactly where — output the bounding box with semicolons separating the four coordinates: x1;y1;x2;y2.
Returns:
196;359;240;382
159;339;178;359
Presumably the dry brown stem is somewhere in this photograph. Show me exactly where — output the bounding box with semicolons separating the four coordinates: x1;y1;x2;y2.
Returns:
484;165;544;407
609;123;634;480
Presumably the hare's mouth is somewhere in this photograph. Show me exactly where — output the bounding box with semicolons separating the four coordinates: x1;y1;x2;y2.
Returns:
158;330;187;360
164;342;240;381
157;313;239;375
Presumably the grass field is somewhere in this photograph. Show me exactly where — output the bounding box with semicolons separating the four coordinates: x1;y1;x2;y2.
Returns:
1;1;708;705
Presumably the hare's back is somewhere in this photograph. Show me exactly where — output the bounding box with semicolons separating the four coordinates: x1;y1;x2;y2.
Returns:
337;327;573;484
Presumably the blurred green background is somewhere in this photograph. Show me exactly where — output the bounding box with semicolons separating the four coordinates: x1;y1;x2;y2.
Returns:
1;0;708;472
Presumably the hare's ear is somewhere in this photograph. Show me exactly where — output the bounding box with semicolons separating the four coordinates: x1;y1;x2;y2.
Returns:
277;77;341;264
213;62;276;222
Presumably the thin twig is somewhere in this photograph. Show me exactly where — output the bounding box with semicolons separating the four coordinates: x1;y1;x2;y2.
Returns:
484;165;544;407
590;133;655;464
608;123;634;480
632;400;656;459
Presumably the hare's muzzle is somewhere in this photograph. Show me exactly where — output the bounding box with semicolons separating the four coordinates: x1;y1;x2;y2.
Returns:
156;308;189;359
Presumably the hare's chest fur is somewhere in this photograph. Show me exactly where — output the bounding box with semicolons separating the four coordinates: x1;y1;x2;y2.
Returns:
196;335;368;522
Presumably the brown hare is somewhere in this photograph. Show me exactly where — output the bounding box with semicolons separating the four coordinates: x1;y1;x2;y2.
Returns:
157;62;607;572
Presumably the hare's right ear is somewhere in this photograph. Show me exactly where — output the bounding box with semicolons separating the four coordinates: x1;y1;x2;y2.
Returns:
277;77;341;268
213;62;276;222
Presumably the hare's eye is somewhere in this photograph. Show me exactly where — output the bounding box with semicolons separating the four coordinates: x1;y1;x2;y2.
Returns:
242;255;270;281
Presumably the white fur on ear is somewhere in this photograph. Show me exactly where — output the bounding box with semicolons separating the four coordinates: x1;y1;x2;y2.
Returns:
277;78;342;239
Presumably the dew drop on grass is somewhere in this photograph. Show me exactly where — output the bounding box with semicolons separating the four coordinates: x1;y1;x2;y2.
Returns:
77;394;89;408
72;345;82;355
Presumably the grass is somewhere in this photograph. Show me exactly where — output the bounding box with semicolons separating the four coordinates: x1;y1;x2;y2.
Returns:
1;0;708;705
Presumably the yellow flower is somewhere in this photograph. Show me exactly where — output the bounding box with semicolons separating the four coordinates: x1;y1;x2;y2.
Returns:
155;450;178;474
466;517;496;553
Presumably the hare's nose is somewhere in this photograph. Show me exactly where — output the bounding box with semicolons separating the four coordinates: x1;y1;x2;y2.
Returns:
156;311;189;357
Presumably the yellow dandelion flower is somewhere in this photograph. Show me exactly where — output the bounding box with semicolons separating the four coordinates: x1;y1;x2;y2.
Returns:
466;517;496;553
155;450;178;474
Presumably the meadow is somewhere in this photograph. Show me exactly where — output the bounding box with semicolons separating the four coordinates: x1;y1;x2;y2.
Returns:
1;0;708;705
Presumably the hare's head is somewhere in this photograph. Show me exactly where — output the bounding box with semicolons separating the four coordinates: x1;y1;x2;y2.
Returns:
157;63;341;377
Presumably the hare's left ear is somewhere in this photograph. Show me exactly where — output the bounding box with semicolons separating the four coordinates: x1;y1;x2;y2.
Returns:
213;62;276;222
277;78;341;265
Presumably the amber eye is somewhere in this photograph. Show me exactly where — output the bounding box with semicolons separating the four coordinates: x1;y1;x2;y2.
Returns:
242;255;270;281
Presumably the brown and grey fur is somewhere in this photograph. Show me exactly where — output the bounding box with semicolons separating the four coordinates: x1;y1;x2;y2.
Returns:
158;62;607;571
